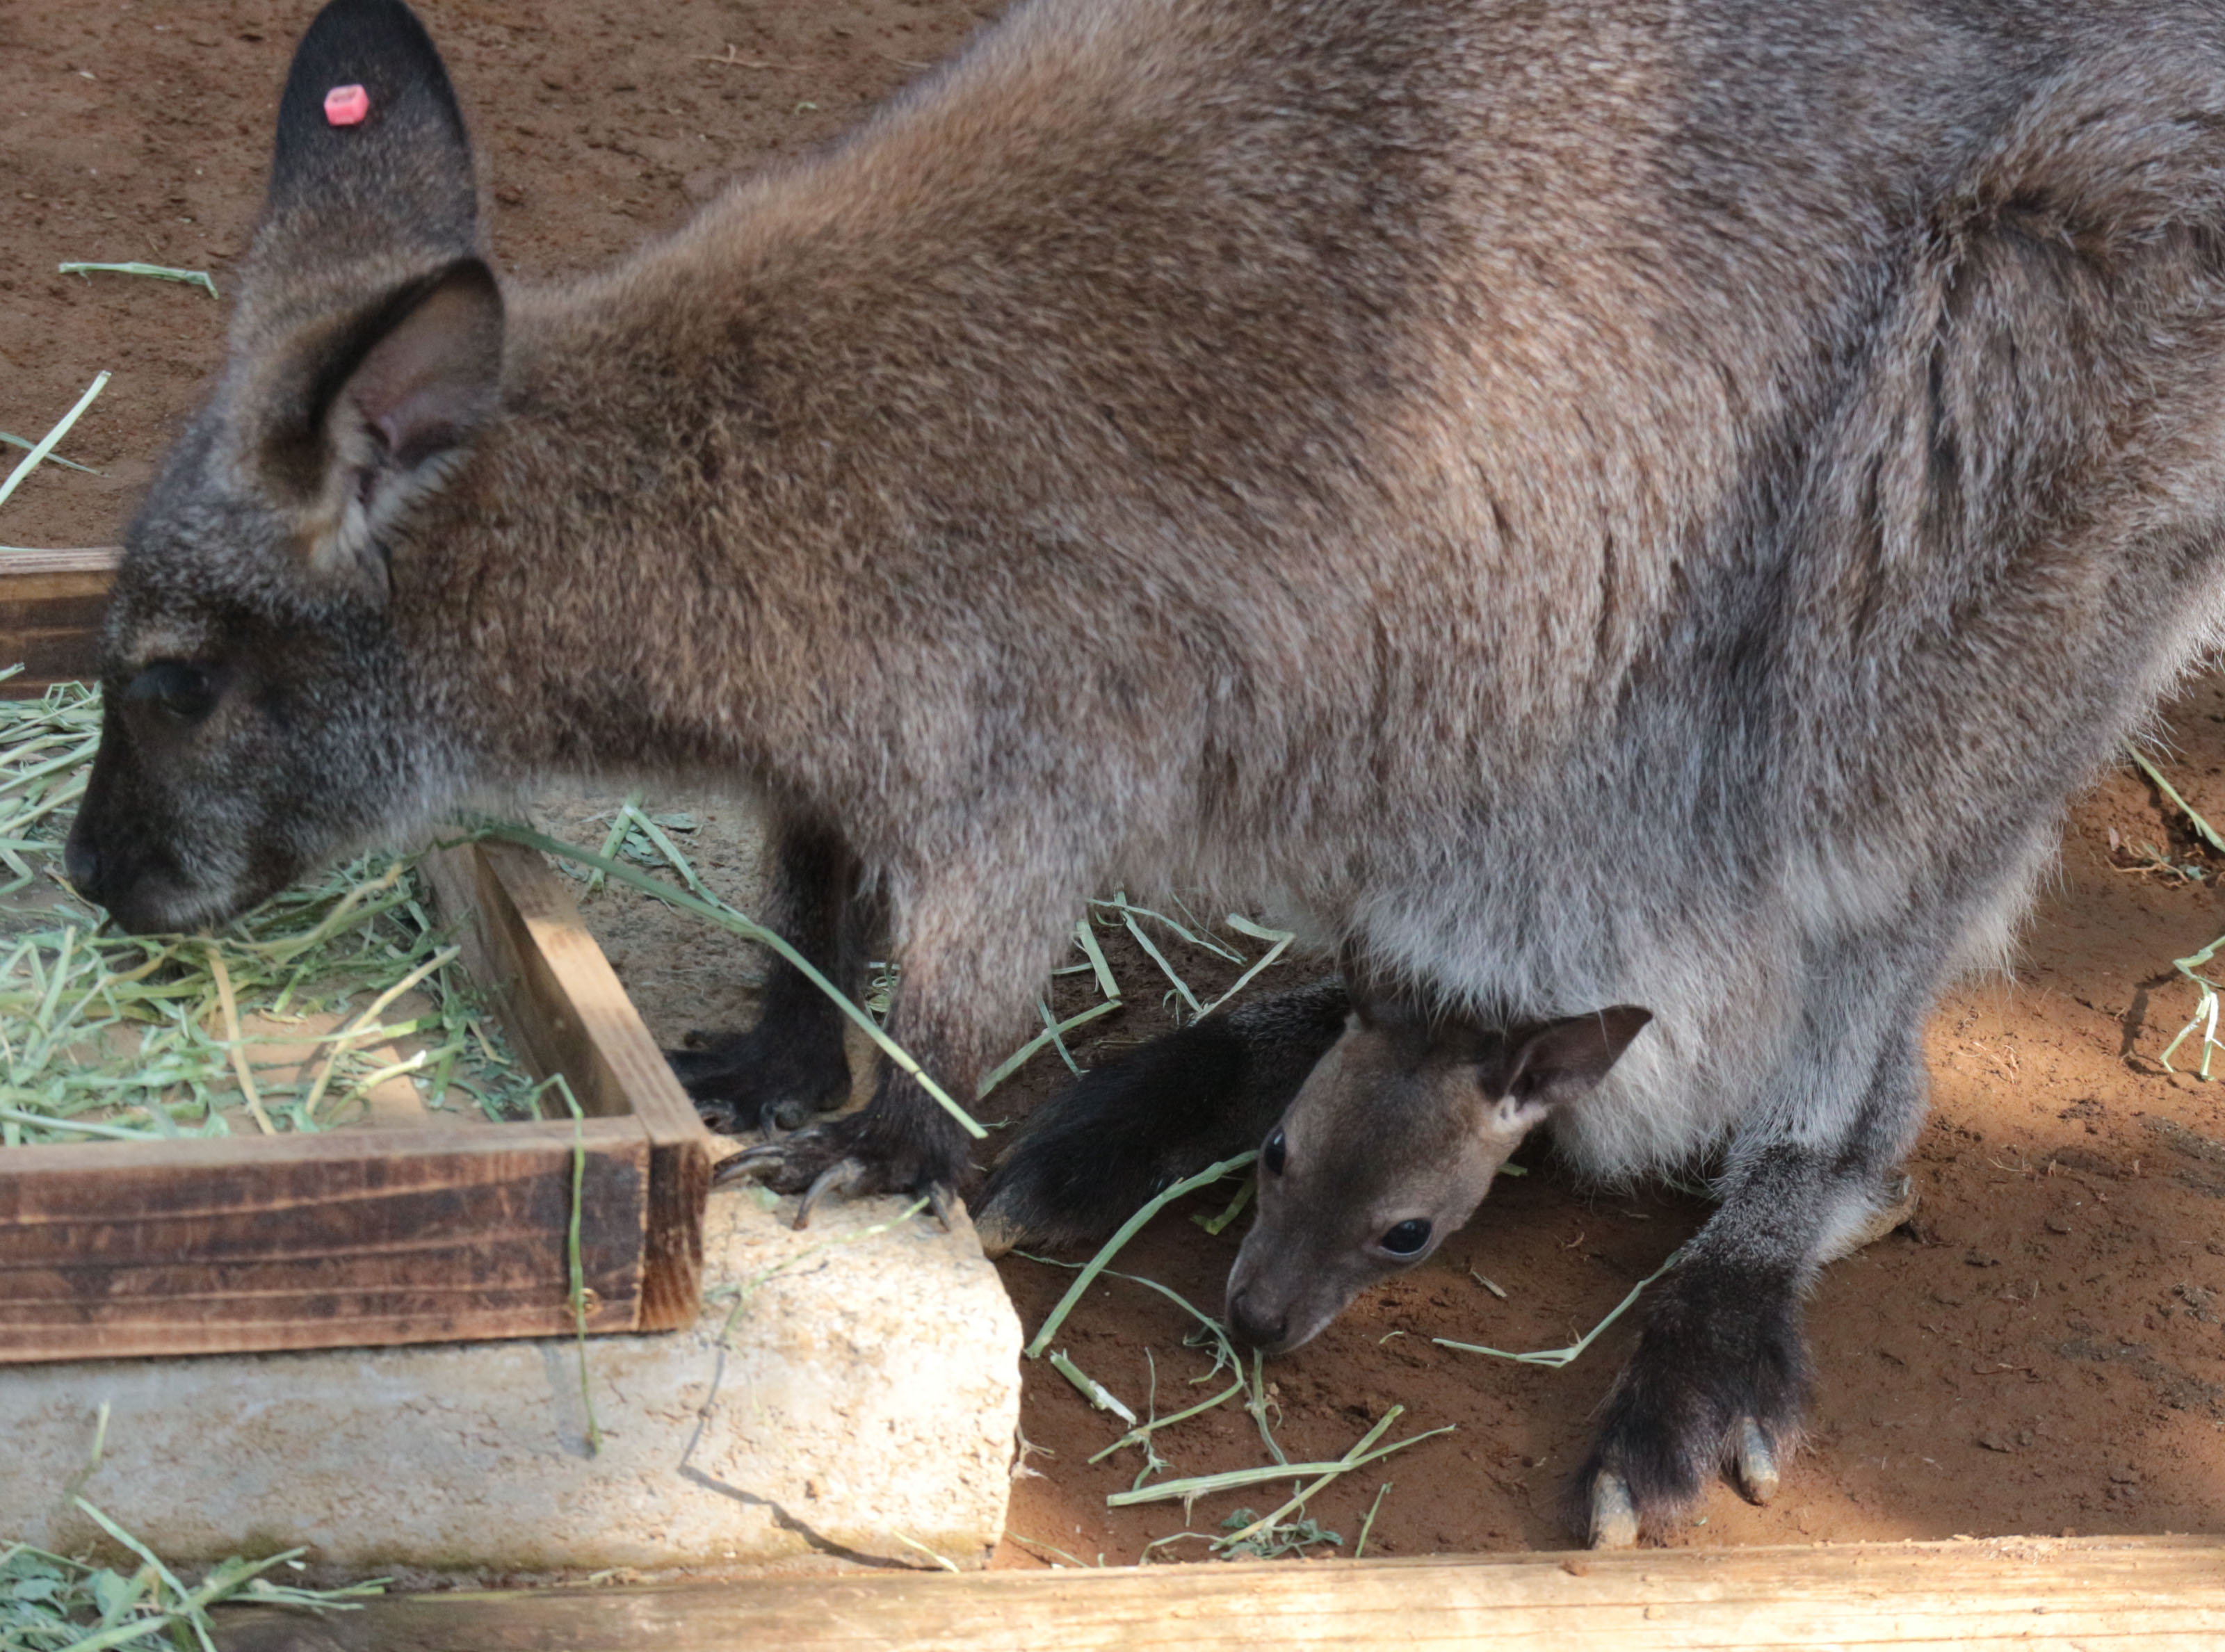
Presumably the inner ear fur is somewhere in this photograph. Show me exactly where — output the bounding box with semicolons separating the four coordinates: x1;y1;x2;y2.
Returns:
252;257;505;592
1476;1006;1653;1113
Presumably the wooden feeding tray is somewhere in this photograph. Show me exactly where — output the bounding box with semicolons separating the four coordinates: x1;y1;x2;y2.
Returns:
0;549;714;1363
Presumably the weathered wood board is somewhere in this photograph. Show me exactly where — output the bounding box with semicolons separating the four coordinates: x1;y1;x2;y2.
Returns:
0;546;118;695
0;559;713;1360
207;1537;2225;1651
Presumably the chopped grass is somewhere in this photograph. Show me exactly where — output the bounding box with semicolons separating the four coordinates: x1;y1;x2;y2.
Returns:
0;679;544;1147
0;373;110;516
2127;745;2225;1079
56;262;218;301
1;1520;381;1651
1432;1245;1685;1366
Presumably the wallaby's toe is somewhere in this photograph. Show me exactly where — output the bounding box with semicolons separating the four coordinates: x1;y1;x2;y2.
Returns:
1587;1471;1640;1550
1734;1417;1781;1505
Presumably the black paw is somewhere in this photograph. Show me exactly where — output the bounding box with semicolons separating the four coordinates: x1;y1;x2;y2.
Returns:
1571;1262;1807;1546
977;979;1348;1256
713;1096;969;1228
667;1019;850;1137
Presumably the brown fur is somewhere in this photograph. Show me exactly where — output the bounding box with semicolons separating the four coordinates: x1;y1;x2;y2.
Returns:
65;0;2225;1541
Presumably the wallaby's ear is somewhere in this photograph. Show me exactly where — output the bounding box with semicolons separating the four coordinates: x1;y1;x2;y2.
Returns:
1475;1007;1653;1132
222;0;502;597
259;0;478;266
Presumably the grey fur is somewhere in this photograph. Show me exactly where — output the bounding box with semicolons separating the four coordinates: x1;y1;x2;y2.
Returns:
64;0;2225;1542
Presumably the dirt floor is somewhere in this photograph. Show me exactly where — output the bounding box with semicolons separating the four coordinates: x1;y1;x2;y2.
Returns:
12;0;2225;1571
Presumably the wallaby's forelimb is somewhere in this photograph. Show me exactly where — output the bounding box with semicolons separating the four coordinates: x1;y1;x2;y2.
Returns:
976;978;1350;1256
729;864;1079;1213
666;818;865;1135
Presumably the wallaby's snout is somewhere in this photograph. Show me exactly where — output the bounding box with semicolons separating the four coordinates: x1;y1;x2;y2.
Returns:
1226;997;1651;1355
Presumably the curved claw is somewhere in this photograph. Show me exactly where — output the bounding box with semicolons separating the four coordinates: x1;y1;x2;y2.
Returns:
795;1157;868;1229
756;1099;794;1140
711;1142;791;1190
1736;1418;1780;1505
927;1183;966;1233
1588;1469;1640;1550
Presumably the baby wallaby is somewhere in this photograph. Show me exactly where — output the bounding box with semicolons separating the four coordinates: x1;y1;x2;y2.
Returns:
1223;990;1651;1357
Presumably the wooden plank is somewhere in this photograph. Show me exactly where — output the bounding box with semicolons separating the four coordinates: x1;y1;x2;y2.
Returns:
0;559;709;1356
0;1119;647;1359
208;1538;2225;1651
425;842;711;1331
0;546;120;696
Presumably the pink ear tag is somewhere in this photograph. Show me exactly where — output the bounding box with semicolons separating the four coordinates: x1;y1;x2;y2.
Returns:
324;83;371;126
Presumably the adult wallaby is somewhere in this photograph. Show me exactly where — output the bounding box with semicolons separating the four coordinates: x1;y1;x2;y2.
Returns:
63;0;2225;1545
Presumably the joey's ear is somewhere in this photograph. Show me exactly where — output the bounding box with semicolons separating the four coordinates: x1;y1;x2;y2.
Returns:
1474;1007;1653;1131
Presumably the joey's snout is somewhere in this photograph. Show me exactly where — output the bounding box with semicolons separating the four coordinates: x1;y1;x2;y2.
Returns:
1223;1273;1294;1355
1224;1229;1351;1357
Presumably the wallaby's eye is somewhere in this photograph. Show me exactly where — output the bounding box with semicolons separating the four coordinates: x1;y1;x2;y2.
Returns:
1380;1218;1432;1256
124;661;220;724
1262;1128;1287;1176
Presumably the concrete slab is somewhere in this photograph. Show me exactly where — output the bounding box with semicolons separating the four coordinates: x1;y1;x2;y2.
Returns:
0;1190;1020;1576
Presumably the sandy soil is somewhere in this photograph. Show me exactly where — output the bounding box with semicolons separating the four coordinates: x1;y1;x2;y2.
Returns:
10;0;2225;1567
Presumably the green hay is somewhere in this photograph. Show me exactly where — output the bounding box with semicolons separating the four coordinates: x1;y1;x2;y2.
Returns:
0;435;96;477
0;679;542;1148
56;263;218;301
1048;1350;1137;1425
1022;1151;1256;1360
2128;746;2225;1080
0;375;109;516
1103;1414;1453;1515
1352;1482;1393;1560
1432;1245;1685;1367
1;1519;380;1652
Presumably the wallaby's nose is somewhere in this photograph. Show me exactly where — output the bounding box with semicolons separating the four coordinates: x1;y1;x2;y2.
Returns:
1224;1287;1288;1352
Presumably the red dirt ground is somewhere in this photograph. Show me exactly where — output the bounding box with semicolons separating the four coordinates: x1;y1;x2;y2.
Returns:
10;0;2225;1570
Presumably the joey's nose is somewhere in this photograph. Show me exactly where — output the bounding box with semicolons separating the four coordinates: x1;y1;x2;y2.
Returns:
1224;1288;1288;1352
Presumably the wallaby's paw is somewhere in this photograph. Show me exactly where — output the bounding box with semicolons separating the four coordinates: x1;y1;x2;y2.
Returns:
1570;1268;1807;1545
711;1105;969;1229
667;1022;850;1137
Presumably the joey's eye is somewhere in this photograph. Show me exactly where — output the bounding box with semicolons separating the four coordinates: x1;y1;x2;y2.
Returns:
1262;1128;1287;1176
124;661;219;724
1380;1218;1432;1256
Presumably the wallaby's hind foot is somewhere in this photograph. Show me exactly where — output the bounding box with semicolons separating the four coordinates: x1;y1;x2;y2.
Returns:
976;979;1349;1257
1570;1258;1809;1546
1586;1416;1775;1550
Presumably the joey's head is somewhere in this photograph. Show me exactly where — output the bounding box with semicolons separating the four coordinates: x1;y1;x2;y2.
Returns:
66;0;505;933
1224;991;1651;1356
